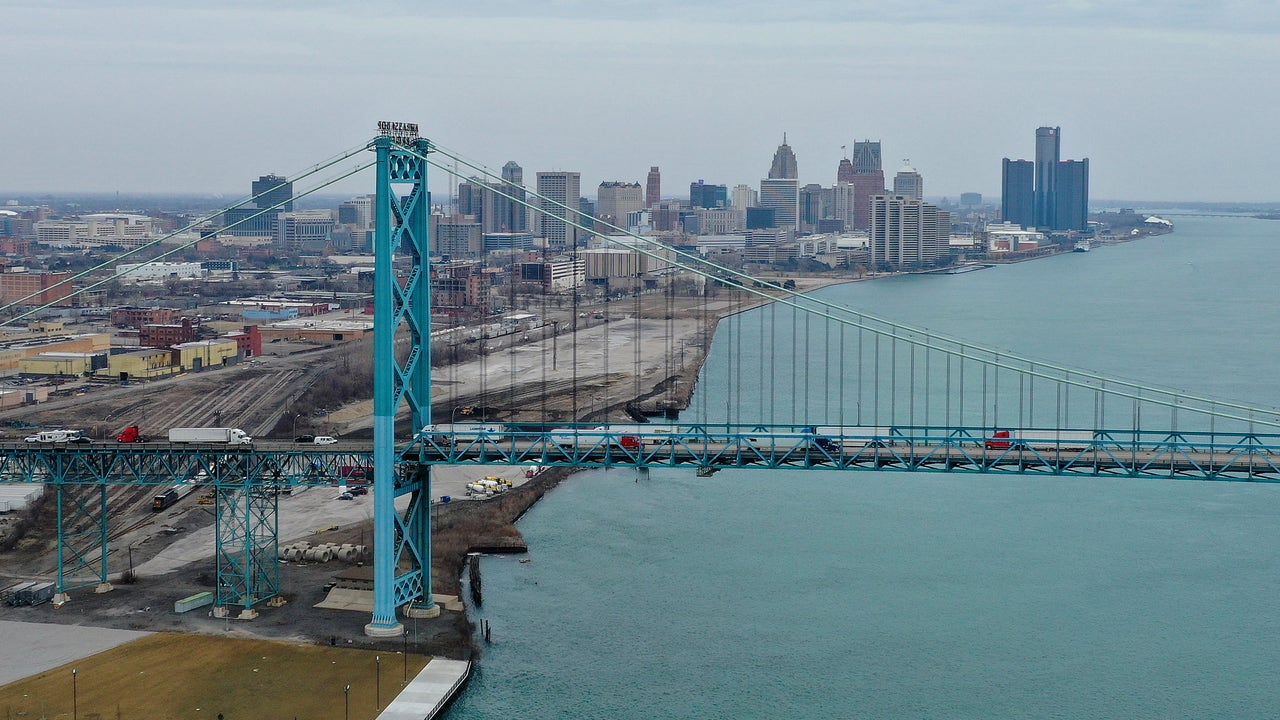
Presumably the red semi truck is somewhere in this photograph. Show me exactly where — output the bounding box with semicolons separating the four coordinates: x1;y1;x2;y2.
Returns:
115;425;147;443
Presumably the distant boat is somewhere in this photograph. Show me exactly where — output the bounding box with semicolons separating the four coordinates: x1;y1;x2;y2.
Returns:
1073;241;1091;253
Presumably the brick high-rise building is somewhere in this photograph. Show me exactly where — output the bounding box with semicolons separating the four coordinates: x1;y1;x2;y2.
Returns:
850;173;885;230
646;166;661;208
837;158;855;183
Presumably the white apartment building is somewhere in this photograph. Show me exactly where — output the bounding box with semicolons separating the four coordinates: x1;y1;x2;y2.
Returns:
35;214;158;248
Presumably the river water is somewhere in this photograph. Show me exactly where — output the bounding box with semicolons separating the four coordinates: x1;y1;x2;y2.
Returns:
446;215;1280;718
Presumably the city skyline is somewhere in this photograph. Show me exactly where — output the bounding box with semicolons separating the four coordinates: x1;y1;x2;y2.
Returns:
2;2;1278;202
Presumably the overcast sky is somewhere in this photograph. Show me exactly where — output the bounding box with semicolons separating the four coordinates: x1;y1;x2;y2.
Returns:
2;1;1278;203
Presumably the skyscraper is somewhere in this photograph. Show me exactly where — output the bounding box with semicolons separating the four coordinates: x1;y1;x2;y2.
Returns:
597;181;644;229
535;171;581;249
459;173;528;235
799;183;827;232
768;135;798;179
1054;159;1089;232
1034;126;1060;229
852;141;882;175
1001;159;1035;228
849;175;884;230
1004;127;1088;231
499;161;528;233
759;178;799;231
870;195;949;270
646;166;661;208
837;158;855;184
893;162;923;201
832;182;857;230
502;161;523;186
252;174;293;212
732;184;758;209
689;181;728;209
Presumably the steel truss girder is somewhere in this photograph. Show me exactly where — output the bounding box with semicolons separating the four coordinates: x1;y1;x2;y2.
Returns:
402;426;1280;482
0;447;375;487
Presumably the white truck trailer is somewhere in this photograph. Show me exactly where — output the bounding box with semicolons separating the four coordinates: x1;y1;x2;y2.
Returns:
167;427;253;445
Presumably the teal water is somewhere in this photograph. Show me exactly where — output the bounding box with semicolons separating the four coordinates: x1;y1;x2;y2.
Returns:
447;216;1280;718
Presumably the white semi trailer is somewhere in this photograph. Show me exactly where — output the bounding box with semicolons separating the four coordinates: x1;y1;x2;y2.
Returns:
167;427;253;445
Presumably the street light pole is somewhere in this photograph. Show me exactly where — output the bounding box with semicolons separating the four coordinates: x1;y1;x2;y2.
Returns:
344;684;350;720
72;668;77;720
376;655;381;710
551;320;558;370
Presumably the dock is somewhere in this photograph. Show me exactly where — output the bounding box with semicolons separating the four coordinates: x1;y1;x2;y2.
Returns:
376;657;471;720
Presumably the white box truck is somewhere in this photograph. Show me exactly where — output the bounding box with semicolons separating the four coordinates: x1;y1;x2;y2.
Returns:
167;427;253;445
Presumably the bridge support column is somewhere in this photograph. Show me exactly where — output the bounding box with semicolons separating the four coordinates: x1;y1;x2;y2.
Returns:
52;454;112;598
213;463;280;617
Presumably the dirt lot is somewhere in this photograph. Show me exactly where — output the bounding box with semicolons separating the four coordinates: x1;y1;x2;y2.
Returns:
0;632;431;720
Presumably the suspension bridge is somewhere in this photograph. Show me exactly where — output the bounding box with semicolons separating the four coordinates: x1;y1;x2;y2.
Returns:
4;124;1280;638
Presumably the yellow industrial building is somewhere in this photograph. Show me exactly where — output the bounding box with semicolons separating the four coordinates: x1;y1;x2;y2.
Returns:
171;339;239;371
107;348;175;380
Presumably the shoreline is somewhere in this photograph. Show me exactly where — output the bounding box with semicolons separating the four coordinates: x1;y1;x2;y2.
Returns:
0;224;1179;674
447;223;1182;655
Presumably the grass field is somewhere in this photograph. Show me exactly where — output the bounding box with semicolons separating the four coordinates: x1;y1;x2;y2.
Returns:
0;633;431;720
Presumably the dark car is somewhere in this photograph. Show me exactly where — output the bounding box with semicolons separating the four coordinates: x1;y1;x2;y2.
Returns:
70;436;92;444
349;485;368;496
294;435;316;443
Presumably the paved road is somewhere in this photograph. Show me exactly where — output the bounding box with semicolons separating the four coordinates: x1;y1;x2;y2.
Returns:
0;620;149;685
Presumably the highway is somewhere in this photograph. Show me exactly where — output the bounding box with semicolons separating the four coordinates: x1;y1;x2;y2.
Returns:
5;429;1280;483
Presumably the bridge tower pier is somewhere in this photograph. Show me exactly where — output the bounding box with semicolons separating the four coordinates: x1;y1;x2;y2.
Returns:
212;453;281;617
366;127;435;637
51;451;112;604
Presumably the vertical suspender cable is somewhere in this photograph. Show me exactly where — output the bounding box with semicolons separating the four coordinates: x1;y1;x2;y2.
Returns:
857;322;864;425
983;361;993;427
791;303;798;426
769;300;776;425
890;331;898;427
945;354;952;428
873;333;881;424
924;339;931;429
804;304;811;425
994;355;1001;431
839;321;846;429
824;308;831;423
